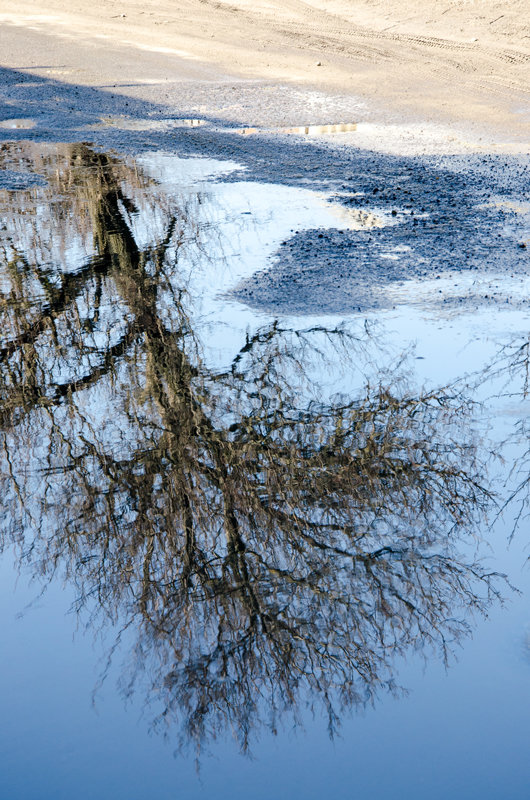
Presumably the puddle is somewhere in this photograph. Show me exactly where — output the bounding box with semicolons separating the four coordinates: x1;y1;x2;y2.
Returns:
323;203;386;229
0;143;389;342
283;122;358;135
0;141;529;795
0;118;36;129
478;197;530;215
85;115;207;131
237;121;357;136
43;68;76;76
373;270;530;315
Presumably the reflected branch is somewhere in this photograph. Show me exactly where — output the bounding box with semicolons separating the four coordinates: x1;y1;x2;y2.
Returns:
0;142;508;757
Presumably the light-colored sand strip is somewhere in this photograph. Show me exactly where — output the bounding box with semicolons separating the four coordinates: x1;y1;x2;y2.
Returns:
0;0;529;140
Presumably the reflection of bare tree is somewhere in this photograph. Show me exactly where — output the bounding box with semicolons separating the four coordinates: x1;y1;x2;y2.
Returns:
480;336;530;532
0;144;504;755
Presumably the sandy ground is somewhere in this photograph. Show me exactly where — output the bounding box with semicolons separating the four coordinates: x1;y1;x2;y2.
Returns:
0;0;528;299
0;0;529;147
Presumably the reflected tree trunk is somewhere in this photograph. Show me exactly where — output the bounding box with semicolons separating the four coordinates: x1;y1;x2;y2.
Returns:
0;142;508;756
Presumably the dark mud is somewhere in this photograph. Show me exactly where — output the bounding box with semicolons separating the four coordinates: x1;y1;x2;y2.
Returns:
231;210;529;314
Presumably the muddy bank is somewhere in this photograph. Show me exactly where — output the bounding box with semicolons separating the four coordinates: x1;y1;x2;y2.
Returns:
1;61;529;320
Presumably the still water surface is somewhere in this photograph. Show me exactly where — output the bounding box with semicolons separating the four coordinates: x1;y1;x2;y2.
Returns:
0;142;529;798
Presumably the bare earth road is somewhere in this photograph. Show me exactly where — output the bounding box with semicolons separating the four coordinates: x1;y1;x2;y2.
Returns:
1;0;529;145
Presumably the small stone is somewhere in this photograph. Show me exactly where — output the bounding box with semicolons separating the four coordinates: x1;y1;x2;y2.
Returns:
316;61;322;67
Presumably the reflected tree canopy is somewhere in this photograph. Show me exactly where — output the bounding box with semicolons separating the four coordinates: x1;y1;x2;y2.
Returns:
0;143;505;754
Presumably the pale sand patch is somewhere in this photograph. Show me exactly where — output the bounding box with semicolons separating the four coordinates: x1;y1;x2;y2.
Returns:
0;0;528;148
